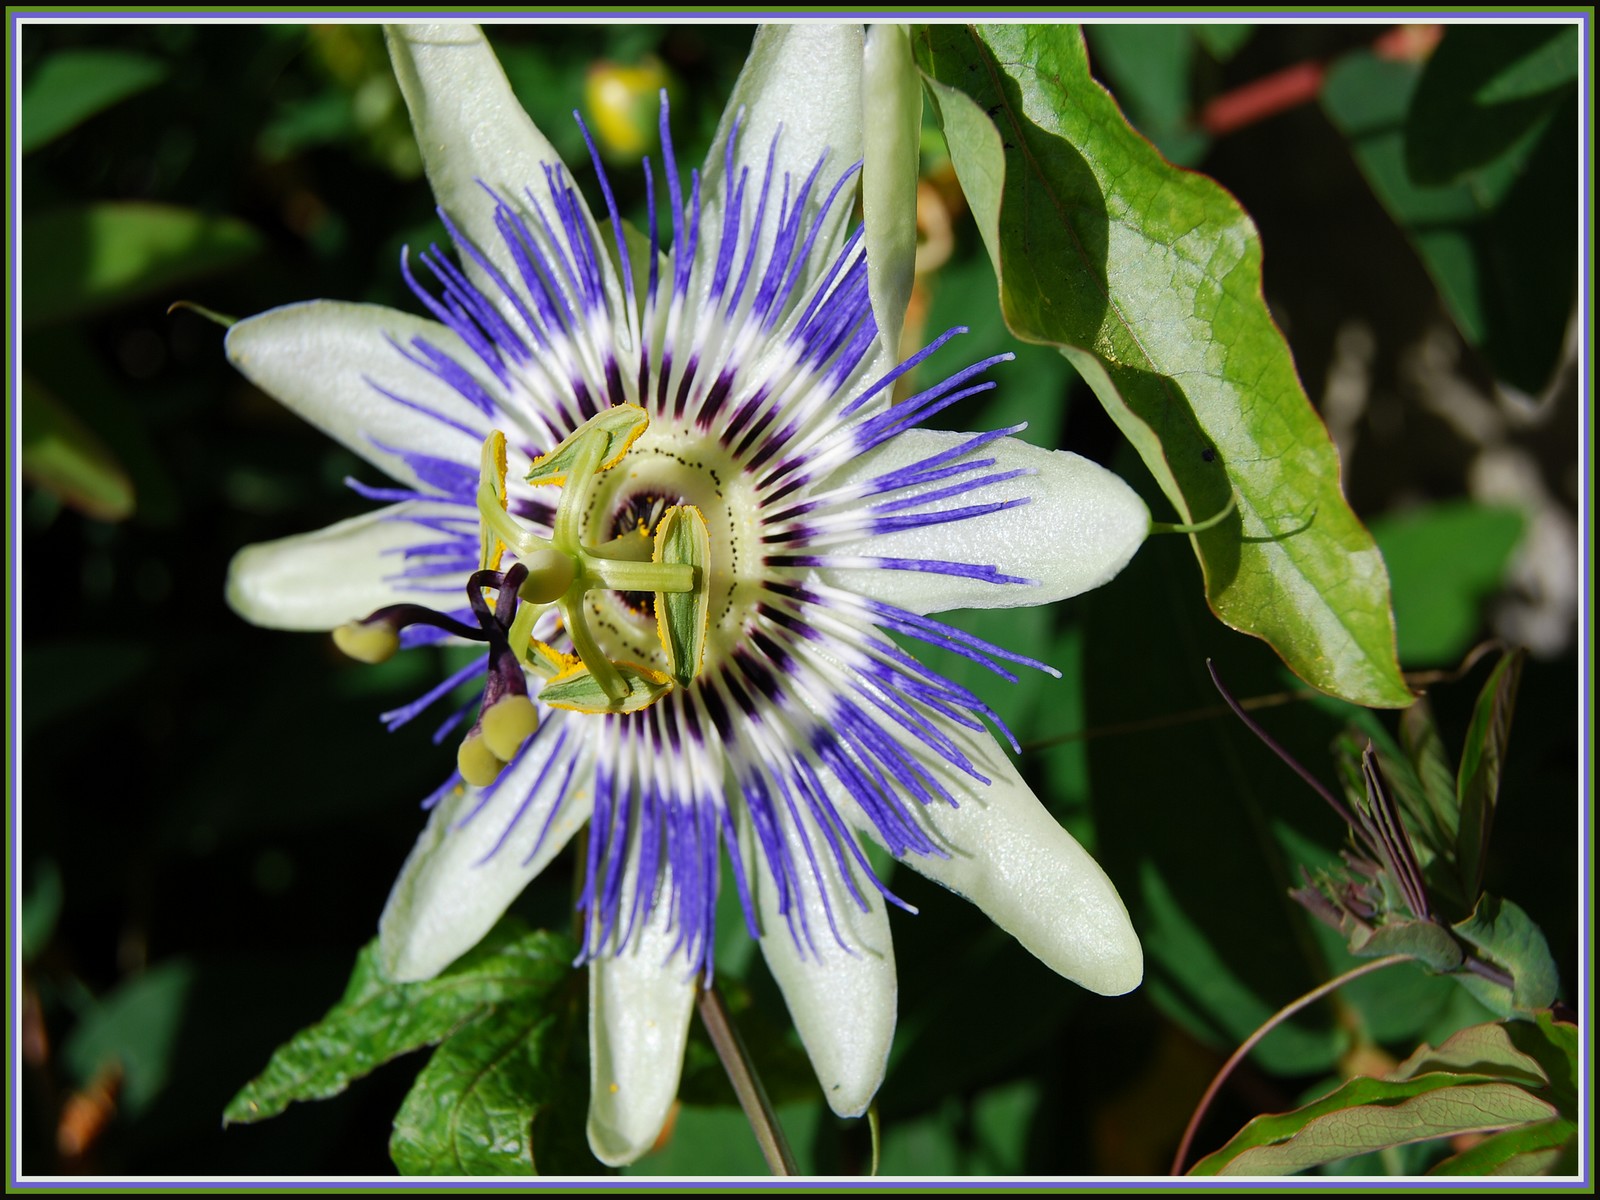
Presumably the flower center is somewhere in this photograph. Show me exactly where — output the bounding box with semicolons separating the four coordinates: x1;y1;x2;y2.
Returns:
582;421;761;674
333;405;723;788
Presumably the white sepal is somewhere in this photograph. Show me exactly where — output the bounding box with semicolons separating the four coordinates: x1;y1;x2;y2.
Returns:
226;300;490;489
384;23;623;323
378;720;592;982
746;796;896;1118
701;24;867;298
818;702;1143;997
227;500;469;631
586;867;699;1167
820;428;1150;615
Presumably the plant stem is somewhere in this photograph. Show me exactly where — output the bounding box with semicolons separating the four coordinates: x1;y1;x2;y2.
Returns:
1170;954;1410;1175
696;983;797;1176
1207;659;1361;829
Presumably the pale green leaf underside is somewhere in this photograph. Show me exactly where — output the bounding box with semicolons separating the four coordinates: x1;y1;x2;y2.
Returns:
1192;1073;1556;1176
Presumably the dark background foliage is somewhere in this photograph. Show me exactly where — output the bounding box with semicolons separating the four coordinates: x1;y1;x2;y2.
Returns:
18;21;1580;1177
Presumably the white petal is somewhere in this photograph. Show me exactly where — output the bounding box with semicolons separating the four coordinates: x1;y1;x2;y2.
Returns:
819;429;1150;615
702;24;866;291
378;720;593;982
226;300;490;489
384;23;619;317
862;23;921;358
226;500;472;631
586;877;698;1167
825;712;1142;997
746;801;896;1118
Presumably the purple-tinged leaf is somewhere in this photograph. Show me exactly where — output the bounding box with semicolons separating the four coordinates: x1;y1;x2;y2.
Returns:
1455;651;1524;900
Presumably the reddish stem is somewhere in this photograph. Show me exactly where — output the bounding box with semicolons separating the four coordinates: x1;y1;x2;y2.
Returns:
1170;954;1410;1175
1199;24;1443;137
1201;60;1325;136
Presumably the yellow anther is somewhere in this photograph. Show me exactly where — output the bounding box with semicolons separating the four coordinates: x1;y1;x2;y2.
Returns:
518;547;576;605
539;659;672;714
525;404;649;488
481;694;539;761
332;621;399;665
478;430;510;572
456;731;507;788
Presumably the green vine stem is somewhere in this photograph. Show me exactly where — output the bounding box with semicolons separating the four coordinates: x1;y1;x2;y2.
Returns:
696;983;798;1176
1169;953;1411;1175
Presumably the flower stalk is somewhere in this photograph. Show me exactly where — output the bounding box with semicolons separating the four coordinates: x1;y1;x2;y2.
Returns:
696;984;798;1176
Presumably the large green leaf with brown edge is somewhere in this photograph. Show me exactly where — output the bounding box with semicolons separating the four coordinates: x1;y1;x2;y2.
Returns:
913;24;1410;709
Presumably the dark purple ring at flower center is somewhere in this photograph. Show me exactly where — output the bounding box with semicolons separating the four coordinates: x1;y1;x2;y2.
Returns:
605;490;679;616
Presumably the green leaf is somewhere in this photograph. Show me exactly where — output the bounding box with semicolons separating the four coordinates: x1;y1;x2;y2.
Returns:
1190;24;1253;62
389;1007;561;1175
1405;26;1578;185
1084;25;1209;165
1190;1074;1555;1176
24;324;181;526
1359;737;1461;916
225;922;574;1125
22;203;264;327
1452;895;1558;1015
1350;919;1463;973
1389;1020;1551;1089
1400;697;1463;855
1322;50;1576;393
1506;1012;1579;1116
21;860;63;964
1455;650;1523;899
1369;502;1524;667
64;960;196;1117
873;1080;1042;1175
1424;1014;1579;1175
1429;1118;1576;1176
21;47;167;154
916;24;1410;709
21;371;136;521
